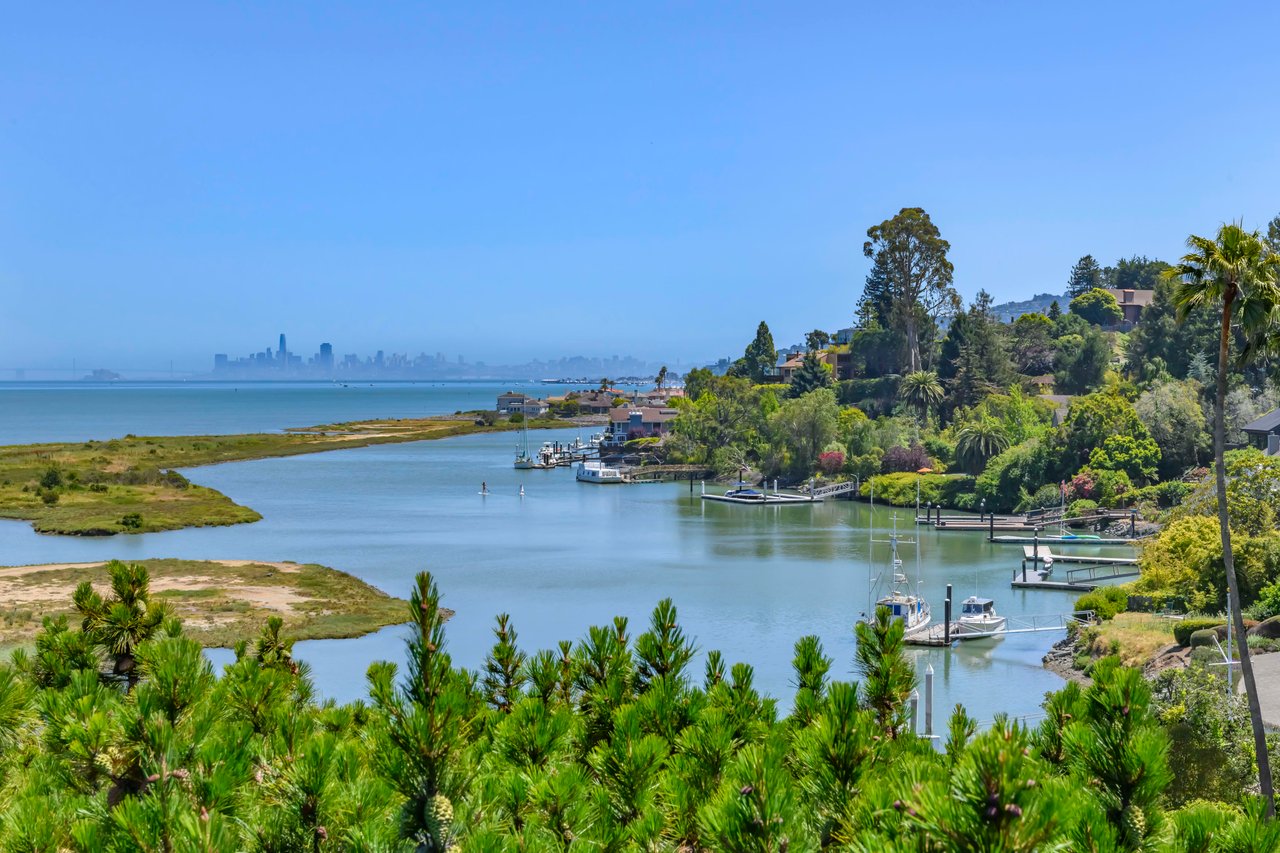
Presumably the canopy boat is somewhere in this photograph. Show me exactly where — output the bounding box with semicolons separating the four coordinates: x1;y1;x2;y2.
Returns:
956;596;1007;636
576;460;626;483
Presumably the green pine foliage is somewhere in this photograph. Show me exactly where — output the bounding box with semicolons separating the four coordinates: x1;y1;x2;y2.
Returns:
2;575;1280;850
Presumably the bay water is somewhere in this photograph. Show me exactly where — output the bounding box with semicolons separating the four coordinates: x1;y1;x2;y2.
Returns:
0;382;1123;726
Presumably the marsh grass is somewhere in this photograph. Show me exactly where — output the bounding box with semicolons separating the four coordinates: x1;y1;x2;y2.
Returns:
0;557;409;651
0;415;562;535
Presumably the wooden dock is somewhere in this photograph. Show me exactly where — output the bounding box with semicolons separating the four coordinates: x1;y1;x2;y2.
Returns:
992;534;1137;546
1010;567;1098;592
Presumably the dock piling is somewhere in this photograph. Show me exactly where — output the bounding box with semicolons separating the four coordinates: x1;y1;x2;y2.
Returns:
944;585;952;645
924;664;934;737
909;690;919;734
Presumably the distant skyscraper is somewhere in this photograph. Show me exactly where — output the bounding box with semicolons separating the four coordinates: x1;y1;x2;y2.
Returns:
319;342;333;371
278;333;287;368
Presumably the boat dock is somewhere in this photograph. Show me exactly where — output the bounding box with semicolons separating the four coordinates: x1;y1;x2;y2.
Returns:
991;534;1138;546
914;506;1139;540
906;611;1097;646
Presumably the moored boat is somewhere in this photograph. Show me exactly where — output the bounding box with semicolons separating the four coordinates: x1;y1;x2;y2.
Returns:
955;596;1007;636
576;460;626;483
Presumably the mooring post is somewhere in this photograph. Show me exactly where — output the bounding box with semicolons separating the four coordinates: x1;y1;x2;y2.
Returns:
700;480;705;496
944;586;952;645
909;690;919;734
989;510;995;540
1130;509;1136;539
1033;530;1039;579
925;663;934;737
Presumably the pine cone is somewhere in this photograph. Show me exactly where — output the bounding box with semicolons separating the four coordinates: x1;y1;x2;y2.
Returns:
1122;804;1146;840
424;794;454;847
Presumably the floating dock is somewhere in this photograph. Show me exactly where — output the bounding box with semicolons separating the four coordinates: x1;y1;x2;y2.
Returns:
991;534;1138;546
905;611;1096;646
700;492;817;505
1010;567;1098;592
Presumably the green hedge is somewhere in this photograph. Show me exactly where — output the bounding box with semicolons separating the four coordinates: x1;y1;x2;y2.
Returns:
1074;586;1128;621
1189;628;1220;649
866;472;975;509
1173;618;1224;647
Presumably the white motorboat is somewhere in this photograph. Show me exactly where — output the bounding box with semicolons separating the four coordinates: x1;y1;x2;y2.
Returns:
956;596;1007;636
576;460;626;483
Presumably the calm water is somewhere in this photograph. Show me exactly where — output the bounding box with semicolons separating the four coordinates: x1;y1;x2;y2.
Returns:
0;383;1128;726
0;380;595;445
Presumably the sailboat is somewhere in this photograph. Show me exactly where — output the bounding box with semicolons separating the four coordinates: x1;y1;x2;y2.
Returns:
513;419;535;469
865;518;932;638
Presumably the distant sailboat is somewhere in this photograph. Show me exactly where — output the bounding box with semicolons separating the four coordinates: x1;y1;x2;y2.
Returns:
514;419;535;469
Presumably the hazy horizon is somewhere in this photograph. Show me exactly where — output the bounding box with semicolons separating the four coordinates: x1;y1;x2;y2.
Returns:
4;3;1280;373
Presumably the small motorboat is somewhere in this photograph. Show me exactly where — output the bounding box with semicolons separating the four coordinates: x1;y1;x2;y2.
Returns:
955;596;1007;637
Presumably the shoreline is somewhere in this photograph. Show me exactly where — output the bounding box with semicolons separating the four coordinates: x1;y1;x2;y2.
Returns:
0;414;604;536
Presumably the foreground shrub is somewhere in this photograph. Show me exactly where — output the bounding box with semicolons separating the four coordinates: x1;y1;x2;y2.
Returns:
1173;618;1225;648
1075;585;1129;620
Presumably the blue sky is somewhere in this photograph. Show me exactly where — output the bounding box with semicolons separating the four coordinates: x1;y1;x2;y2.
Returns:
3;2;1279;373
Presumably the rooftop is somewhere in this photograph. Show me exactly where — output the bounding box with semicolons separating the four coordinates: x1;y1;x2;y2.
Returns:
1242;408;1280;435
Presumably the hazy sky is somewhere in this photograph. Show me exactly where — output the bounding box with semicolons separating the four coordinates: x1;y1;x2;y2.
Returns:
4;3;1280;373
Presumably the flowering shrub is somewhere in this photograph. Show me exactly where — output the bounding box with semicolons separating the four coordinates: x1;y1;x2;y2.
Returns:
818;450;845;475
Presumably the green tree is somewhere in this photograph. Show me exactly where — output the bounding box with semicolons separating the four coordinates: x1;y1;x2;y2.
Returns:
805;329;831;352
655;365;668;391
482;612;526;713
1105;255;1170;291
368;572;471;848
790;351;835;396
1054;326;1111;394
1047;300;1061;320
1168;221;1280;814
1010;312;1056;375
72;560;169;688
739;321;778;383
1067;254;1105;297
769;388;838;475
854;606;915;738
1135;379;1209;478
1070;287;1123;326
900;370;944;426
861;207;960;373
955;415;1011;473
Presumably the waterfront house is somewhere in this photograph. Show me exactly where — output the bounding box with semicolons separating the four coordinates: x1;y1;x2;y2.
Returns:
573;390;627;414
608;406;679;440
496;392;549;417
1104;288;1155;325
1243;408;1280;456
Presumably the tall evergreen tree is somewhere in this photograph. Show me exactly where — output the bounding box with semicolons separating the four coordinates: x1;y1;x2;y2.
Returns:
861;207;959;373
739;321;778;383
1067;254;1104;297
854;606;915;739
790;351;834;396
482;612;526;713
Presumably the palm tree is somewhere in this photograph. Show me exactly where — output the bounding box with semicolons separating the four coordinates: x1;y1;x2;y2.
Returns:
900;371;944;425
655;366;668;392
72;560;169;688
955;416;1011;473
1167;222;1280;815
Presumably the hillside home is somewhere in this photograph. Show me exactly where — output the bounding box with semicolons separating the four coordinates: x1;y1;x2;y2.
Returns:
1104;288;1155;325
1243;408;1280;456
